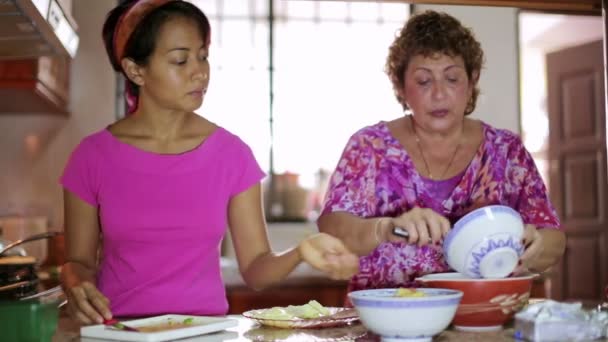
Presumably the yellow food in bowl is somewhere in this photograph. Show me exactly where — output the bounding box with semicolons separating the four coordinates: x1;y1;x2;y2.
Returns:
395;288;426;298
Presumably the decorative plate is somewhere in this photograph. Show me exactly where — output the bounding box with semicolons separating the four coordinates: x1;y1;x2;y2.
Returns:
242;307;359;329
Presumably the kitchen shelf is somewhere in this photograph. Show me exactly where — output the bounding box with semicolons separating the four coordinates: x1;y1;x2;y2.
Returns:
331;0;602;15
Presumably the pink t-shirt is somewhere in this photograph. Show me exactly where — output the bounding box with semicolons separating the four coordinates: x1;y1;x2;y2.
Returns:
60;127;265;317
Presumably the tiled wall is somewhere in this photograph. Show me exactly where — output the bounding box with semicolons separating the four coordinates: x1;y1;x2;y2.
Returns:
0;0;116;229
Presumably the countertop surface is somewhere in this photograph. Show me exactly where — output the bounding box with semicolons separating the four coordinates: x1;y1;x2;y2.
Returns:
52;314;521;342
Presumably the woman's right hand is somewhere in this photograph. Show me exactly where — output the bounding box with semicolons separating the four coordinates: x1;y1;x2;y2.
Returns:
61;263;112;325
65;281;112;325
381;207;451;246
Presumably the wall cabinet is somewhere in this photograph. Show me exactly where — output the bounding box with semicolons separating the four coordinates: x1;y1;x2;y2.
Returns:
0;56;69;114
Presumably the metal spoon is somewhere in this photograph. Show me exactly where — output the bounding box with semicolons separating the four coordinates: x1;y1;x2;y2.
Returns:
19;285;62;301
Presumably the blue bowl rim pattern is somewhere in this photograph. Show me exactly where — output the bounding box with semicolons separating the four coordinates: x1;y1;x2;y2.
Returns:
443;205;522;255
348;288;463;308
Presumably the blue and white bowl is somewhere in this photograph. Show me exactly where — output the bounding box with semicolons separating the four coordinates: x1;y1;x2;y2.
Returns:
348;288;463;342
444;205;525;279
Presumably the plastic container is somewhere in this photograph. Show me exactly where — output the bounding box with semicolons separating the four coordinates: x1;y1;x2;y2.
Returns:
513;300;608;341
514;316;607;341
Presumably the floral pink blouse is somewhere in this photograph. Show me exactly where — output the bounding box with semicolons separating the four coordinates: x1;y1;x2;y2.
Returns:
321;121;560;292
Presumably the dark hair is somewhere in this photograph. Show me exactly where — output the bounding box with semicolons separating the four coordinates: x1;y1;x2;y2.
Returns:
385;10;484;115
102;0;211;98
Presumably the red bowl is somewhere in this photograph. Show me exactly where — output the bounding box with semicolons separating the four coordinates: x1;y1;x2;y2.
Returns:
416;272;534;332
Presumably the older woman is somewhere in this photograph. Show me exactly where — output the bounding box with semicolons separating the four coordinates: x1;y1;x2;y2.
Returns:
318;10;566;293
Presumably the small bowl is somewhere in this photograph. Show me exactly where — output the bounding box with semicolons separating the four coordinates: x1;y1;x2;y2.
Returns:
444;205;525;279
348;288;463;342
416;272;534;332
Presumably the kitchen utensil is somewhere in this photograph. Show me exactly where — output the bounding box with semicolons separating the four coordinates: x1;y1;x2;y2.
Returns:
392;226;410;239
0;216;49;262
19;284;62;301
0;231;62;300
0;278;38;299
0;279;37;292
0;255;38;298
0;231;61;257
0;237;26;257
104;318;140;332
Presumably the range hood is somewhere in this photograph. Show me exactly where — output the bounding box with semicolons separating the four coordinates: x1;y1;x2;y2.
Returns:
0;0;79;59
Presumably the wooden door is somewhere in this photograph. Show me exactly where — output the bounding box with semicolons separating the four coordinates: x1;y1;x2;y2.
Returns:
547;40;607;303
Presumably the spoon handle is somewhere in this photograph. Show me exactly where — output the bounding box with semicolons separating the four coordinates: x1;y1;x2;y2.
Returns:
392;227;410;239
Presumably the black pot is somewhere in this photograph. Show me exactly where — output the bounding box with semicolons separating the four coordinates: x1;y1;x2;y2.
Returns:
0;232;62;300
0;256;36;285
0;279;39;300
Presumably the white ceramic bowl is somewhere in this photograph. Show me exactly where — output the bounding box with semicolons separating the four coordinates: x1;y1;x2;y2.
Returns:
444;205;525;279
348;288;463;342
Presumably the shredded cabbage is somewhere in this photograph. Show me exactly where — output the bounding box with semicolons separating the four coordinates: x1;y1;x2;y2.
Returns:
255;300;330;319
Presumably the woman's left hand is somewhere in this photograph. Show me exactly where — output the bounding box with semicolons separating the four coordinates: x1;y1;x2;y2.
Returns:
298;233;360;280
512;224;543;275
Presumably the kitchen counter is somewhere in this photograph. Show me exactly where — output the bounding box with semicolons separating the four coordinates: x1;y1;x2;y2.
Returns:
52;314;522;342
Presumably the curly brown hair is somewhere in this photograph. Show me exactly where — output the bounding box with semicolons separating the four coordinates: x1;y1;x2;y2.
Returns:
385;10;484;115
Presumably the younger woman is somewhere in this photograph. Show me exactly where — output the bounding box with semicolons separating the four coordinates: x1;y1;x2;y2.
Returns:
60;0;358;324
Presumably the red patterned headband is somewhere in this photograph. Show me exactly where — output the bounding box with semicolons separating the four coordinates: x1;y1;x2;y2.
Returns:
113;0;173;63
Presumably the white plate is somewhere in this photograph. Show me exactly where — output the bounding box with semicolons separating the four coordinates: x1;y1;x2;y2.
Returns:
80;314;238;342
